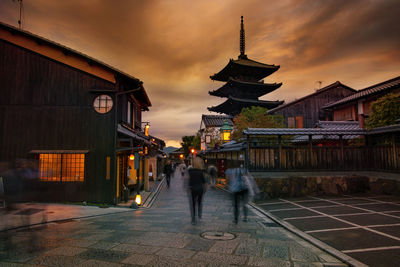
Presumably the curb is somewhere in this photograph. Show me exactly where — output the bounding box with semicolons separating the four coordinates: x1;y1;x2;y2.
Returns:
0;208;133;232
142;178;165;208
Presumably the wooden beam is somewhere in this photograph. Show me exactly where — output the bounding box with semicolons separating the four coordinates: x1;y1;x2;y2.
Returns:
339;135;344;169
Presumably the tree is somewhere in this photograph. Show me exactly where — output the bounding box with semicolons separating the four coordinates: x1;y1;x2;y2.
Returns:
232;106;285;140
180;132;201;154
365;93;400;129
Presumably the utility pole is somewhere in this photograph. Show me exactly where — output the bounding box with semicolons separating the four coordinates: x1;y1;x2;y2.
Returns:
12;0;23;29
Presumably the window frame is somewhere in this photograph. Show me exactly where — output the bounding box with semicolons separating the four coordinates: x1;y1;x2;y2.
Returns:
39;153;85;182
93;94;113;114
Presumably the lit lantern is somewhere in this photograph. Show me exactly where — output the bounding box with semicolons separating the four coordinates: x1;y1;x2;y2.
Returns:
144;123;150;136
191;148;195;154
220;120;232;143
179;154;184;159
135;193;141;205
129;154;135;161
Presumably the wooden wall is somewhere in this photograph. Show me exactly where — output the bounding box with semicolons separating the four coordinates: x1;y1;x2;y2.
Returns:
272;86;355;128
0;39;118;203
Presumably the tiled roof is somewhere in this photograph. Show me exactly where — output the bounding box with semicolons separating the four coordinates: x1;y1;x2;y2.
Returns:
244;128;366;136
243;123;400;136
118;123;151;145
209;78;281;99
269;81;355;113
291;121;362;142
208;96;284;115
210;57;280;82
315;121;361;130
323;76;400;109
201;115;233;127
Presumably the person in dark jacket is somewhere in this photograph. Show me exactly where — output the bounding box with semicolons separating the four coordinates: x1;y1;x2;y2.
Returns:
187;157;207;225
163;160;173;188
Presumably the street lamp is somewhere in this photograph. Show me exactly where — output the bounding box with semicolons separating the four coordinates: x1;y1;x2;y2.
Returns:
220;120;232;143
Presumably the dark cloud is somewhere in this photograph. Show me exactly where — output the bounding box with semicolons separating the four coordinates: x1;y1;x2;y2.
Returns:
1;0;399;146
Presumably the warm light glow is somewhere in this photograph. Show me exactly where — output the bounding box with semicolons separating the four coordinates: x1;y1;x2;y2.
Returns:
135;194;141;205
144;124;150;136
39;153;84;182
191;148;195;154
179;154;184;159
222;131;231;142
129;154;134;160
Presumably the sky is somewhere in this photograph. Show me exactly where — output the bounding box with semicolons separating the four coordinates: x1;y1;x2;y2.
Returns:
1;0;400;147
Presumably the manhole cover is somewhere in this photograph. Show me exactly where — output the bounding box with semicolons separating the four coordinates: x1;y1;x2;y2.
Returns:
201;231;236;240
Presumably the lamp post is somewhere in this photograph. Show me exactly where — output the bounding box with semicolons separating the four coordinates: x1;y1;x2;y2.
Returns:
220;120;233;143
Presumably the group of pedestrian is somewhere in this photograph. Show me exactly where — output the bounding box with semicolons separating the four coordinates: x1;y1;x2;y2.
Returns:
163;156;258;226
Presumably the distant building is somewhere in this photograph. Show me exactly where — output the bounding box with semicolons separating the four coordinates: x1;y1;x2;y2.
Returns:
199;115;233;151
269;82;356;128
322;76;400;128
0;22;163;204
207;16;283;116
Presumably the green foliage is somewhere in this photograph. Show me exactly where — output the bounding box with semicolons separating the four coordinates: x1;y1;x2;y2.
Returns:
180;132;201;154
232;106;285;140
365;93;400;129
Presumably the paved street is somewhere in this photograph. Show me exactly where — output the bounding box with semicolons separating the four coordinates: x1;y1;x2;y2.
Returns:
0;171;347;267
257;195;400;267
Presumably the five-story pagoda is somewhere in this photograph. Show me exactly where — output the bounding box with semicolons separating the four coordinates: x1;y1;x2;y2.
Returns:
208;16;283;116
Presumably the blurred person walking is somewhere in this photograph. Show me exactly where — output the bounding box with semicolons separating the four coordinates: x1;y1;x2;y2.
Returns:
187;156;207;225
163;160;173;188
207;165;217;187
226;167;259;224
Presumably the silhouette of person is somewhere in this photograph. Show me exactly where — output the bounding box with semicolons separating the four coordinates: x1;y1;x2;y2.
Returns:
226;167;249;224
163;160;173;188
187;157;207;225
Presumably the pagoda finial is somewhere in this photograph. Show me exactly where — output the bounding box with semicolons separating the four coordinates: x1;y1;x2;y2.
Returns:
239;16;246;59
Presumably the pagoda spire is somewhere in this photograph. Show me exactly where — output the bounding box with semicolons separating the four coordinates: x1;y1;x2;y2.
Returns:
239;16;247;59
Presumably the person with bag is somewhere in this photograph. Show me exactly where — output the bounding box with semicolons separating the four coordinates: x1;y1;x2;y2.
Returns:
187;156;207;225
226;166;258;224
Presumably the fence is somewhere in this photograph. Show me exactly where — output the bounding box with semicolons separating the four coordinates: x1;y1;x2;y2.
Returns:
248;145;400;171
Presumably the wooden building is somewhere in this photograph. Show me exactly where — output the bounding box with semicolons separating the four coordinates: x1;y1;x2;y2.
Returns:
0;22;163;204
207;17;283;116
269;81;356;128
323;76;400;128
199;114;233;151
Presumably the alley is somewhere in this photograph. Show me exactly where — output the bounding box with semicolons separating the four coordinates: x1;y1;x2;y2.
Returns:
0;170;347;266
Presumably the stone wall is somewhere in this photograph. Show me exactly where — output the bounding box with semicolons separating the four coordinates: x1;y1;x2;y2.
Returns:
254;175;400;200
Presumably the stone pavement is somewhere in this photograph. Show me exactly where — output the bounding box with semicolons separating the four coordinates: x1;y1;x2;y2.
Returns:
0;170;348;266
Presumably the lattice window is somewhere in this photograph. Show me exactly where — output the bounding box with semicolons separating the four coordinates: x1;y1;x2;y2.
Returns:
93;94;113;114
39;154;85;182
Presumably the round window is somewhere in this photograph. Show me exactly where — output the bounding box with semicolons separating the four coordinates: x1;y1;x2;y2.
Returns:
93;95;113;114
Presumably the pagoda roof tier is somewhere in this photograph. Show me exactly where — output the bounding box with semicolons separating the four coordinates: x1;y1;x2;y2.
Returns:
210;57;280;82
209;78;282;99
208;96;284;116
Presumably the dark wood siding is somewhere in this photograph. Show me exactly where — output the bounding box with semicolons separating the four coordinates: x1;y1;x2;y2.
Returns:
0;39;117;203
272;87;356;128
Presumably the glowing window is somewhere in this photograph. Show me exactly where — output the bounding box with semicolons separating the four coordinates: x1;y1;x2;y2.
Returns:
93;95;113;114
39;154;85;182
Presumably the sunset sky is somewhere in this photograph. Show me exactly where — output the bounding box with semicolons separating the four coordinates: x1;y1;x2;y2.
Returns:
1;0;399;147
